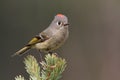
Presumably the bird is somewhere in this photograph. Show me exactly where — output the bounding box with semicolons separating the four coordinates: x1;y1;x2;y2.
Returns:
12;14;69;56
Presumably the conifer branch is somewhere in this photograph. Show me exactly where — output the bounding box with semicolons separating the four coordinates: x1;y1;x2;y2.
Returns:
14;53;67;80
15;75;25;80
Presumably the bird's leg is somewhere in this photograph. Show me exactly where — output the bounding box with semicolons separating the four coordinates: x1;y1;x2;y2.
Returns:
38;50;43;62
48;51;53;54
48;51;58;57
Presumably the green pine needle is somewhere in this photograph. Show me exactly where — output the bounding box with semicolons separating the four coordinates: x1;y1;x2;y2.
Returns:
41;54;67;80
14;53;67;80
15;75;25;80
24;55;41;80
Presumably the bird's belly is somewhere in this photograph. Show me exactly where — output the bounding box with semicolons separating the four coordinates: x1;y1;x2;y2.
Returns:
35;29;68;52
35;37;64;52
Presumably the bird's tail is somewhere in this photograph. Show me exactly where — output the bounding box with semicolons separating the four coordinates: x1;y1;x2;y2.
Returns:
12;46;30;57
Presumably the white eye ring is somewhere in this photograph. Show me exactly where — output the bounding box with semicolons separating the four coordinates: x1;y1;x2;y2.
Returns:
57;21;62;26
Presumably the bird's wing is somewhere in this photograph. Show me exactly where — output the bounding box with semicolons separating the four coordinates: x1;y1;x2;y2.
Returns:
27;33;49;46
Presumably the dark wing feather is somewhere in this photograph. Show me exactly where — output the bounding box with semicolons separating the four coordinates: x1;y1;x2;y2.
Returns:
26;34;49;46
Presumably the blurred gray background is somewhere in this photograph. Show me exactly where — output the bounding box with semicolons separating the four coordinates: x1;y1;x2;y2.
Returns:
1;0;120;80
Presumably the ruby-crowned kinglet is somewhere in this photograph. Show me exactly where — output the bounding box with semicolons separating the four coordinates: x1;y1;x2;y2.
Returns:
12;14;69;56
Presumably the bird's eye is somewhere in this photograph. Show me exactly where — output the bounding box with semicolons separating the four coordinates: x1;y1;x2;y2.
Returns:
57;21;62;26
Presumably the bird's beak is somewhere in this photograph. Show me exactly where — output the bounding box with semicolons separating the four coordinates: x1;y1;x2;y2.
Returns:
64;23;69;26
